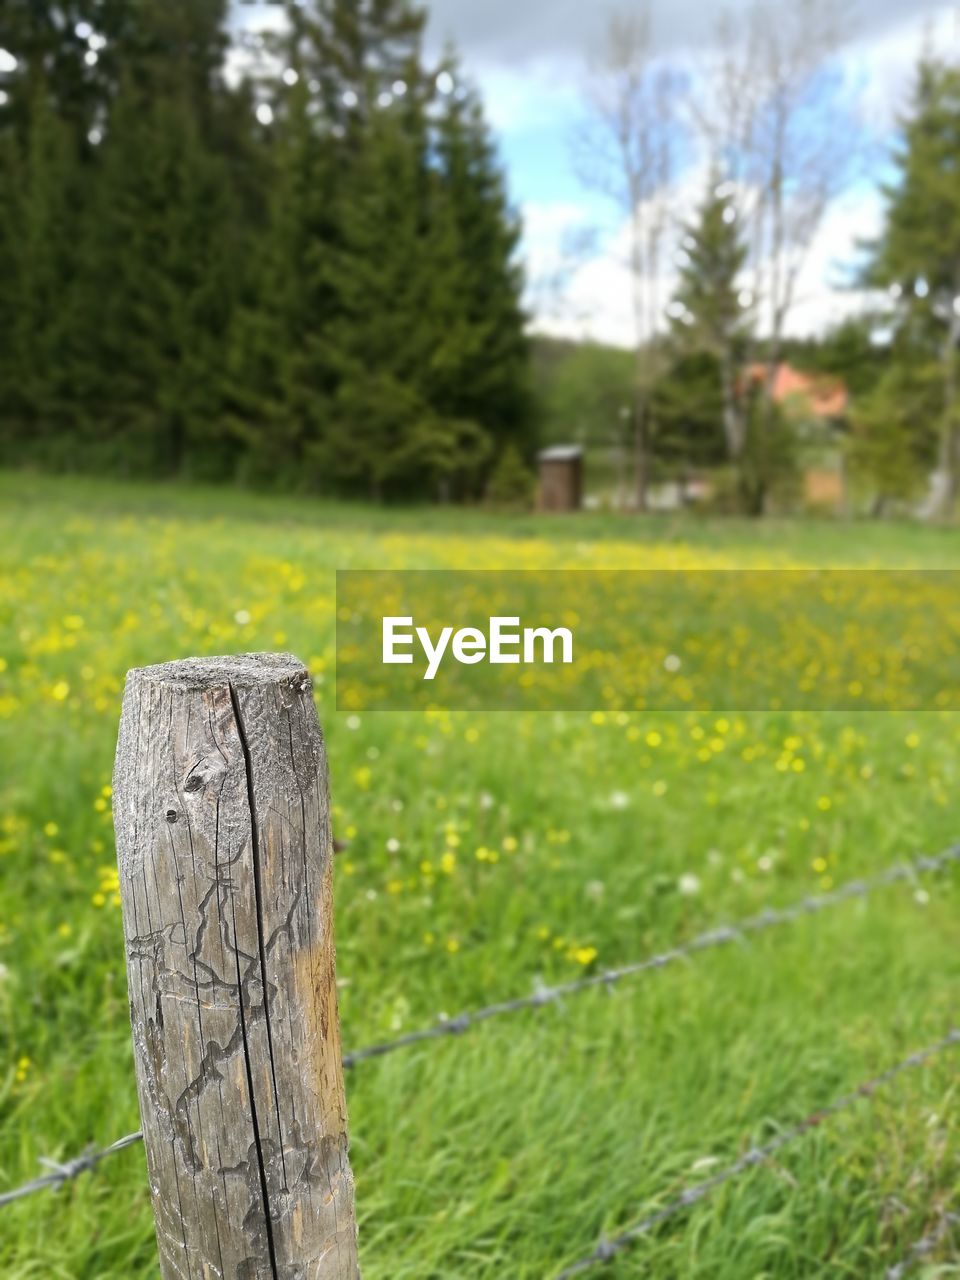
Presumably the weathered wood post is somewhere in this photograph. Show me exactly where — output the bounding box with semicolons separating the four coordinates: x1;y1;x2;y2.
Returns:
113;653;359;1280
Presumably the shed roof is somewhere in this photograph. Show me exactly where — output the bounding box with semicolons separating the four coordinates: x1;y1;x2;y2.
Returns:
538;445;583;462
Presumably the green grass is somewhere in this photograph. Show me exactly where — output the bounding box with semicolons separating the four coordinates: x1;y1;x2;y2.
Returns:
0;471;958;1278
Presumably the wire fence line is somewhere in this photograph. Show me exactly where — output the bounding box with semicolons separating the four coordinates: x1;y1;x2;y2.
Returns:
0;1131;144;1209
343;841;960;1068
1;841;958;1211
887;1211;960;1280
556;1027;960;1278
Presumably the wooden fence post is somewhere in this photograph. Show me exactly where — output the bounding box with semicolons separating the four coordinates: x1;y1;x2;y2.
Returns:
113;653;359;1280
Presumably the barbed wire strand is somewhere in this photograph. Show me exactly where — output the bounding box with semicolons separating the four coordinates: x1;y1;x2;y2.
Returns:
1;842;958;1210
556;1028;960;1278
0;1131;144;1208
886;1210;960;1279
342;843;960;1067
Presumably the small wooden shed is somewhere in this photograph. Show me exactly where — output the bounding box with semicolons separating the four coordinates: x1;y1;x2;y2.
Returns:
537;445;583;513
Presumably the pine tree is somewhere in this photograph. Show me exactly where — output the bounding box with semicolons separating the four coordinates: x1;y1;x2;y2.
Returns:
224;79;340;487
252;10;531;500
849;362;938;514
0;0;536;497
289;0;427;122
74;0;239;478
432;78;533;474
1;84;82;463
323;83;492;500
76;84;235;474
668;176;750;463
652;352;727;474
0;129;24;458
486;444;534;509
866;59;960;515
0;0;174;141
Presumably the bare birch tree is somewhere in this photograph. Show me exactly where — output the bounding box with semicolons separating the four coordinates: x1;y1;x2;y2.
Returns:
577;7;678;511
695;0;856;510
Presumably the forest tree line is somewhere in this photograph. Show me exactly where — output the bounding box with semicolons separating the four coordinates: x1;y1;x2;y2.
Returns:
2;1;960;514
0;0;533;500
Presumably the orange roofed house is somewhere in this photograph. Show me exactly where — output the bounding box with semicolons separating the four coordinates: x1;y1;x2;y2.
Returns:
745;362;849;511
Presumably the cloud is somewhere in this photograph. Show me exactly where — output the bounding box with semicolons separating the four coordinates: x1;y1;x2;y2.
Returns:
525;170;886;347
839;2;960;135
468;57;583;136
782;187;885;336
425;0;948;67
522;158;698;345
518;2;960;344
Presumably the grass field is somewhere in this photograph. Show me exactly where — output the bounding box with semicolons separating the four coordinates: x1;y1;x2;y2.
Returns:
1;471;959;1279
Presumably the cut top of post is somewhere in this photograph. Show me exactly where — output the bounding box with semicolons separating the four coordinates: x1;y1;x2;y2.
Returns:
130;651;311;692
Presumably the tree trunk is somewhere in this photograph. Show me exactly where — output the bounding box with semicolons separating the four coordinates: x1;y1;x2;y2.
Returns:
719;347;744;461
935;303;960;520
634;394;648;513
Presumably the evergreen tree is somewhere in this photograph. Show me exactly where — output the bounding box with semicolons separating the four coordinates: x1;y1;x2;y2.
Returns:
652;351;727;474
486;443;534;509
0;1;186;141
225;79;340;487
290;0;427;121
432;79;533;471
323;83;492;499
788;318;886;401
0;128;18;437
0;0;536;496
0;85;82;463
849;362;938;514
78;79;238;476
668;176;751;463
866;59;960;514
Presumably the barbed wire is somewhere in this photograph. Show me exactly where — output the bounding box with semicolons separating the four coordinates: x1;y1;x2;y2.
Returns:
1;841;957;1210
556;1027;960;1278
0;1131;143;1208
886;1210;960;1279
342;842;960;1067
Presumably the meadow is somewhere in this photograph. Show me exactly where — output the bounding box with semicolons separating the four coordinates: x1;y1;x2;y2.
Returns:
1;471;959;1278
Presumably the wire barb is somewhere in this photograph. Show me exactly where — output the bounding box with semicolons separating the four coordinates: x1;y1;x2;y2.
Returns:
0;1131;144;1208
886;1210;960;1279
1;842;958;1211
556;1028;960;1278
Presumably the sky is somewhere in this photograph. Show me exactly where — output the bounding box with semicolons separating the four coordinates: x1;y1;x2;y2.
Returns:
236;0;960;346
